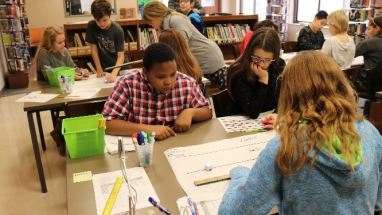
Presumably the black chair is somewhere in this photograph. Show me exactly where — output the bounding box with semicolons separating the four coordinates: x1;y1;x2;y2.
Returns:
367;101;382;134
343;66;361;88
211;89;239;117
282;41;298;53
64;99;106;117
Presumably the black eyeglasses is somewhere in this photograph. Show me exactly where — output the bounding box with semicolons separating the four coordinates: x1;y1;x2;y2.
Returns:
251;55;275;65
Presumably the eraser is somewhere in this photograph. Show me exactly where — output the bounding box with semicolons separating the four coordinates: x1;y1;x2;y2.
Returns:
204;161;213;171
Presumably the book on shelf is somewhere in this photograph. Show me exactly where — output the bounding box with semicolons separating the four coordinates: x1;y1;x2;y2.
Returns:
350;0;370;8
205;24;250;44
139;27;158;50
125;29;135;42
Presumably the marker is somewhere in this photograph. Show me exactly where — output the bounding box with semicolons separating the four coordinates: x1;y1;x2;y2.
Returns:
148;197;172;215
187;197;197;215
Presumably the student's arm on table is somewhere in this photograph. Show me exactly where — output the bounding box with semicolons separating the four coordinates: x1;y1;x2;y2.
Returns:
106;119;176;140
89;43;105;78
174;107;212;132
107;51;125;83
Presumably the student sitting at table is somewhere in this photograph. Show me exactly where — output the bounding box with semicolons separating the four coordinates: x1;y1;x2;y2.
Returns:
159;28;202;83
297;10;328;51
227;28;285;119
168;0;206;15
143;1;226;90
219;51;382;215
35;26;90;81
102;43;212;140
239;20;278;55
355;15;382;97
322;10;355;69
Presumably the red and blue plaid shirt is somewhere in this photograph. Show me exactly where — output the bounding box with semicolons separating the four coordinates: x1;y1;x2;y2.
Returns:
102;69;210;126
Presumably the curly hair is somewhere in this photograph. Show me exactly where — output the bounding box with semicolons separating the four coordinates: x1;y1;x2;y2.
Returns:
276;51;362;175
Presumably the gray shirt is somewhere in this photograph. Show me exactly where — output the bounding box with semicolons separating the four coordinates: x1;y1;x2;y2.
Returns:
321;35;355;69
86;20;126;70
355;34;382;70
162;14;225;75
36;47;76;81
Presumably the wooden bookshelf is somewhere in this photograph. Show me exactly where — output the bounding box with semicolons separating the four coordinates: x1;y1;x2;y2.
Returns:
63;14;258;62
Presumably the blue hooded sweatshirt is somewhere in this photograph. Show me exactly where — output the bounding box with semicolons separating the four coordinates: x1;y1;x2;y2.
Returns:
218;120;382;215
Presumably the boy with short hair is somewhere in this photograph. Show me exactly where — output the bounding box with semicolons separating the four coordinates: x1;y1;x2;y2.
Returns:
179;0;205;34
297;10;328;51
102;43;212;140
86;0;127;83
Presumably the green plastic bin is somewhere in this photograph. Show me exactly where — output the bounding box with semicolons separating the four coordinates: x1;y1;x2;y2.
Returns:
62;114;105;159
46;67;75;88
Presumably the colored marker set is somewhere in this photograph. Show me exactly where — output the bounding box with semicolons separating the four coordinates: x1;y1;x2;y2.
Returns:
132;131;155;167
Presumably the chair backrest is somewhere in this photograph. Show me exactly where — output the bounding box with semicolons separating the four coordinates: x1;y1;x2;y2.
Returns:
211;89;239;117
282;41;298;53
367;101;382;134
343;66;361;87
65;99;106;117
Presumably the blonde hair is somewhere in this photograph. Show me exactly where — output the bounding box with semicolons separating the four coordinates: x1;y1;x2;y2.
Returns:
328;10;348;34
276;51;362;175
33;26;64;79
159;29;202;82
143;1;174;20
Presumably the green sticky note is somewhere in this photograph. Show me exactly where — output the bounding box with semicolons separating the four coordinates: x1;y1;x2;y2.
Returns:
73;171;92;183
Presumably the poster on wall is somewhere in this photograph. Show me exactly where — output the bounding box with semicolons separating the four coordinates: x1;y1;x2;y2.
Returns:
138;0;150;18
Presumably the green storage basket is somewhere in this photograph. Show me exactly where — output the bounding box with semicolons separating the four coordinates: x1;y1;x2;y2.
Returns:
45;67;75;88
62;114;105;159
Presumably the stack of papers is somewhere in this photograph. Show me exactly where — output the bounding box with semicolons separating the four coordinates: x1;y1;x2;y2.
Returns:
104;135;135;154
16;92;58;103
92;168;159;215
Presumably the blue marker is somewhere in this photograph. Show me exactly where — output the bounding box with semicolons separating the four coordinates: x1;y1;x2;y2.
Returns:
148;197;171;215
187;197;197;215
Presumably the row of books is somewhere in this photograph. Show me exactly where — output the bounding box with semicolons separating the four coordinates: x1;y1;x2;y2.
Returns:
350;0;370;8
5;43;28;58
205;24;251;44
72;32;87;47
68;42;138;56
348;23;367;36
0;16;27;31
0;5;24;18
349;9;369;22
139;28;158;50
2;31;27;45
8;58;28;72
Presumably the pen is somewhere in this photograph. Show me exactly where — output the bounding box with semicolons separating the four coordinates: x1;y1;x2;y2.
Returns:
148;197;172;215
187;197;197;215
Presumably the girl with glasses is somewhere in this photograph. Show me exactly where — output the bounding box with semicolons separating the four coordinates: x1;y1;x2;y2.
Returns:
227;28;285;119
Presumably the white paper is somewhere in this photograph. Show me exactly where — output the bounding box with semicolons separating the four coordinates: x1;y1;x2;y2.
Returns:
352;56;364;66
282;52;364;67
105;135;135;154
73;74;116;91
16;92;59;103
165;131;276;196
177;194;222;215
66;88;100;99
92;168;159;215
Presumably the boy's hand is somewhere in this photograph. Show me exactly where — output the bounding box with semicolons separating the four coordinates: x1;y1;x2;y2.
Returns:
150;125;176;140
174;109;193;132
106;74;117;83
96;69;105;78
81;69;90;77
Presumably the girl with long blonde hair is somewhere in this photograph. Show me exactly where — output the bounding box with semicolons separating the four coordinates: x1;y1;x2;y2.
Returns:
159;28;202;83
219;51;382;215
35;26;89;81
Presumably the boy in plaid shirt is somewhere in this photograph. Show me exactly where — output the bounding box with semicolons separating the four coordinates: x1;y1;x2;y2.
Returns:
102;43;212;140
